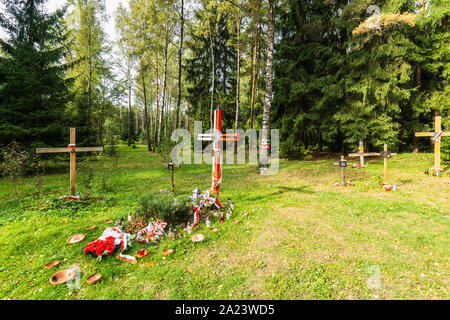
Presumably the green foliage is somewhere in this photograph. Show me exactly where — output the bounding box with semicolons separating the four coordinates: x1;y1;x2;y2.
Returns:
78;156;94;192
66;0;111;146
135;192;193;227
0;141;29;197
273;0;449;156
184;3;238;130
0;0;71;148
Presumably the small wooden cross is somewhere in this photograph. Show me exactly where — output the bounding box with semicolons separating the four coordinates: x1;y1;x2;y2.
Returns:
333;155;353;186
36;128;103;197
348;141;381;167
415;115;450;175
197;109;240;201
381;144;397;187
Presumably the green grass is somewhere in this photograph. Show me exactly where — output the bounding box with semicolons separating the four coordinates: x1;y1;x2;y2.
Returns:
0;145;449;300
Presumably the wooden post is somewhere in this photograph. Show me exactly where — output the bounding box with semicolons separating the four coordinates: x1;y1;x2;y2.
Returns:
359;141;365;167
383;144;388;184
333;155;352;186
70;128;76;196
170;157;175;192
340;155;346;185
434;116;441;173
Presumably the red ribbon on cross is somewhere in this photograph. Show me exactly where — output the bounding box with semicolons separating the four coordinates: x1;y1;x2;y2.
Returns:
68;144;76;149
433;131;443;142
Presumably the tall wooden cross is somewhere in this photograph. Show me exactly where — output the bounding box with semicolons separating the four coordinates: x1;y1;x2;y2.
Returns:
36;128;104;197
348;141;381;167
415;115;450;175
333;155;353;186
381;144;397;188
197;109;240;201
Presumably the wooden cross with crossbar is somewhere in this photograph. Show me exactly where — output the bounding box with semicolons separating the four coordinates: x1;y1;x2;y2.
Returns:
381;144;397;188
197;109;240;200
36;128;103;197
333;155;353;186
348;141;381;167
415;115;450;176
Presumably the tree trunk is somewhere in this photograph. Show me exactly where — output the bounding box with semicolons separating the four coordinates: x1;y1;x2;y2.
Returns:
261;0;275;136
159;34;169;144
154;56;160;145
87;21;92;127
175;0;184;129
250;0;261;129
142;75;152;151
234;12;241;132
127;71;132;146
186;101;190;132
135;108;139;135
208;20;215;129
260;0;275;168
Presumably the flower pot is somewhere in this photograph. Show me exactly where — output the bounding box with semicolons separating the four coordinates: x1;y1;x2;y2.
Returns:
44;260;60;269
67;234;85;244
191;234;205;243
49;269;75;285
86;273;102;284
136;249;148;259
162;249;174;255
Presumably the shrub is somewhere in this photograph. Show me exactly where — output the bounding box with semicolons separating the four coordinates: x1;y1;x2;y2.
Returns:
442;137;449;162
0;141;29;197
135;192;192;227
78;156;94;192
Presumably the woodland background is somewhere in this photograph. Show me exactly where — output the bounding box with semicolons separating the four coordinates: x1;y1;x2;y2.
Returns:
0;0;449;160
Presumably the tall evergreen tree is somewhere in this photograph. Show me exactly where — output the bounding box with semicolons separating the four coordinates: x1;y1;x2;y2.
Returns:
0;0;71;149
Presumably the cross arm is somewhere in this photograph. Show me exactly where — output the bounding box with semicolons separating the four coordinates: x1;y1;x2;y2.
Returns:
36;148;71;154
36;147;103;154
348;152;381;157
75;147;104;152
415;132;434;137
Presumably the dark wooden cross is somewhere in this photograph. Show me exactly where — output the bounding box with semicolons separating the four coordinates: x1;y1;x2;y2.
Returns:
36;128;103;197
333;155;353;186
415;115;450;176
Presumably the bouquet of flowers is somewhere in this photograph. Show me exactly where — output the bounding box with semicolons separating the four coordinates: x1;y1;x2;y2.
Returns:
84;226;136;263
84;236;116;257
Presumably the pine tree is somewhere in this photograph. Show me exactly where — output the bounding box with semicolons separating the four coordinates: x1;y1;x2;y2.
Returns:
0;0;71;149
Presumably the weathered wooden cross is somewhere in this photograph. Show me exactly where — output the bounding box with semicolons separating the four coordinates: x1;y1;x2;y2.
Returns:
415;115;450;176
333;155;353;186
381;144;397;190
36;128;103;197
348;141;381;167
197;109;240;201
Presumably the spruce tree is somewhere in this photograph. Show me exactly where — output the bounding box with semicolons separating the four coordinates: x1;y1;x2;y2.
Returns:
0;0;71;149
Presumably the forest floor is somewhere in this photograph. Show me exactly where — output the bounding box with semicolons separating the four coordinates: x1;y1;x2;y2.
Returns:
0;145;449;300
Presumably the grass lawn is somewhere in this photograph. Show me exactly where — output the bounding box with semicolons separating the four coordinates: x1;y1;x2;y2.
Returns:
0;145;449;300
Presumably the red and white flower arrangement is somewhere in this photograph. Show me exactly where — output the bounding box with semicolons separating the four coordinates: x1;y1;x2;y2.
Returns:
84;236;116;257
84;227;136;263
